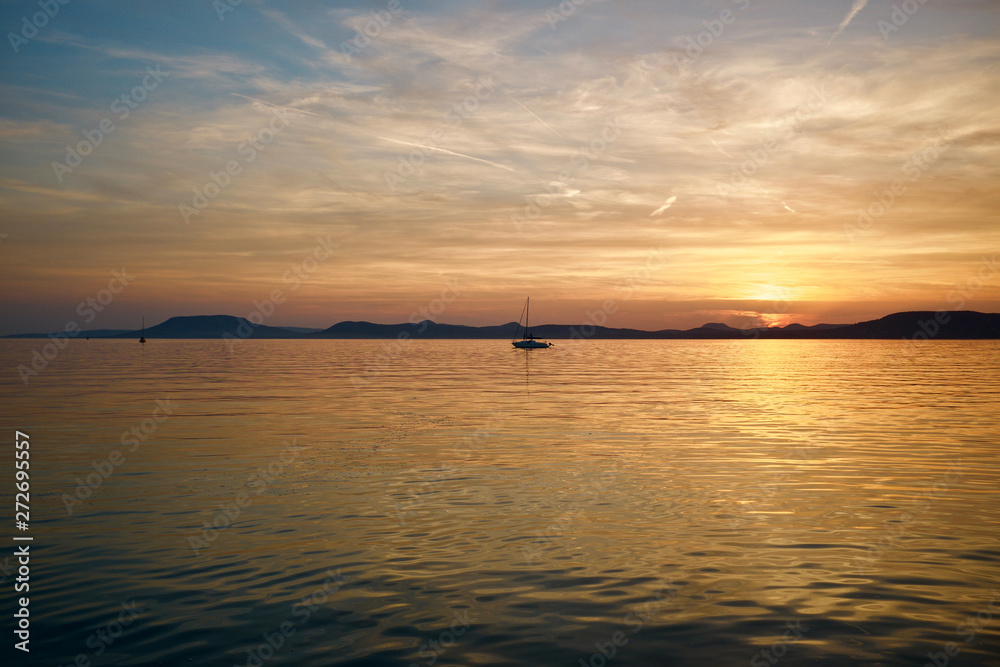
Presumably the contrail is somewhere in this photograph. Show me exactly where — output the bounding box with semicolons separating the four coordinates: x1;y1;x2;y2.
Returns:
709;139;733;159
757;186;798;214
230;94;515;172
501;89;565;139
829;0;870;44
374;135;516;172
230;93;324;117
650;195;677;216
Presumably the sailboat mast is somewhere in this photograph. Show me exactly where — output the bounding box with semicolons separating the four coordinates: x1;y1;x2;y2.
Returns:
514;298;528;342
510;297;551;349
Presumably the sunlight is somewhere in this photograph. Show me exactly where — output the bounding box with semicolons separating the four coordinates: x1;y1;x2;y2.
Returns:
743;283;796;305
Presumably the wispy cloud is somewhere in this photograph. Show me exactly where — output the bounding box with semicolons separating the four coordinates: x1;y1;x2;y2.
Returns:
259;8;329;51
501;89;565;139
829;0;870;44
650;196;677;216
1;0;998;334
373;136;516;172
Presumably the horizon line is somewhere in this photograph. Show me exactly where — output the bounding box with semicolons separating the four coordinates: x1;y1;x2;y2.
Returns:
3;309;996;338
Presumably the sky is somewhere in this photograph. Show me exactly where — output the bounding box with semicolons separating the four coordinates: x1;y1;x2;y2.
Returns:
1;0;998;335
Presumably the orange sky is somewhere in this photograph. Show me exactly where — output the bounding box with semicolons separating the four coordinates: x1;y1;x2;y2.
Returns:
1;0;998;335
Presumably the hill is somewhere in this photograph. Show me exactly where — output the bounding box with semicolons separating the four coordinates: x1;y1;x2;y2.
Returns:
812;311;1000;339
313;320;520;339
5;311;999;340
117;315;307;339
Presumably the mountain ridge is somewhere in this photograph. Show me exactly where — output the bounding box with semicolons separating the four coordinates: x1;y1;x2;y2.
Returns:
5;311;999;340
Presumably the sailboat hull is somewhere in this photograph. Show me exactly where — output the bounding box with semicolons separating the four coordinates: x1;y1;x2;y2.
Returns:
513;340;551;349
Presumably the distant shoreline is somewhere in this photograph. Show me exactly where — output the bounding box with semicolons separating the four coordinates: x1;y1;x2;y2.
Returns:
4;310;999;340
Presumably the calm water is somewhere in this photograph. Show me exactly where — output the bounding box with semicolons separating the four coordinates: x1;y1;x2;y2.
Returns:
1;339;999;666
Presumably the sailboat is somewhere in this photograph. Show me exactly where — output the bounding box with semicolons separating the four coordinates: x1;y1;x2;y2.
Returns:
512;298;552;349
139;317;146;345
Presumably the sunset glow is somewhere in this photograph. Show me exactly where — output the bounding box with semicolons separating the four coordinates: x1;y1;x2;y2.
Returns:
1;1;998;335
3;4;1000;663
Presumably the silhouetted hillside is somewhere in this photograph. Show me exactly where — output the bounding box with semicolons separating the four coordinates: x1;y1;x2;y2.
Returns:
6;311;999;339
815;311;1000;339
314;320;520;339
118;315;306;339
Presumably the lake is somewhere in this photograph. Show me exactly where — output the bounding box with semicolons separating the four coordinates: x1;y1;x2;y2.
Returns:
1;339;998;665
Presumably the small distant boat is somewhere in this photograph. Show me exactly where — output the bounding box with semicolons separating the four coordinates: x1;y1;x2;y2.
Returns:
139;317;146;345
512;297;552;349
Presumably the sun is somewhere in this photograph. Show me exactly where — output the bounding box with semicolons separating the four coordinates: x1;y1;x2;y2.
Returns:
755;312;795;328
746;284;797;304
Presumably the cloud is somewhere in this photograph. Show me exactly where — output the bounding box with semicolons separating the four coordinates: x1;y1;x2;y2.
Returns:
373;135;516;172
650;196;677;216
500;89;565;139
1;1;998;334
828;0;870;44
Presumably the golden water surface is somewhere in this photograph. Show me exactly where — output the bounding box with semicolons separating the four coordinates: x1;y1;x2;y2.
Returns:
1;339;998;665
